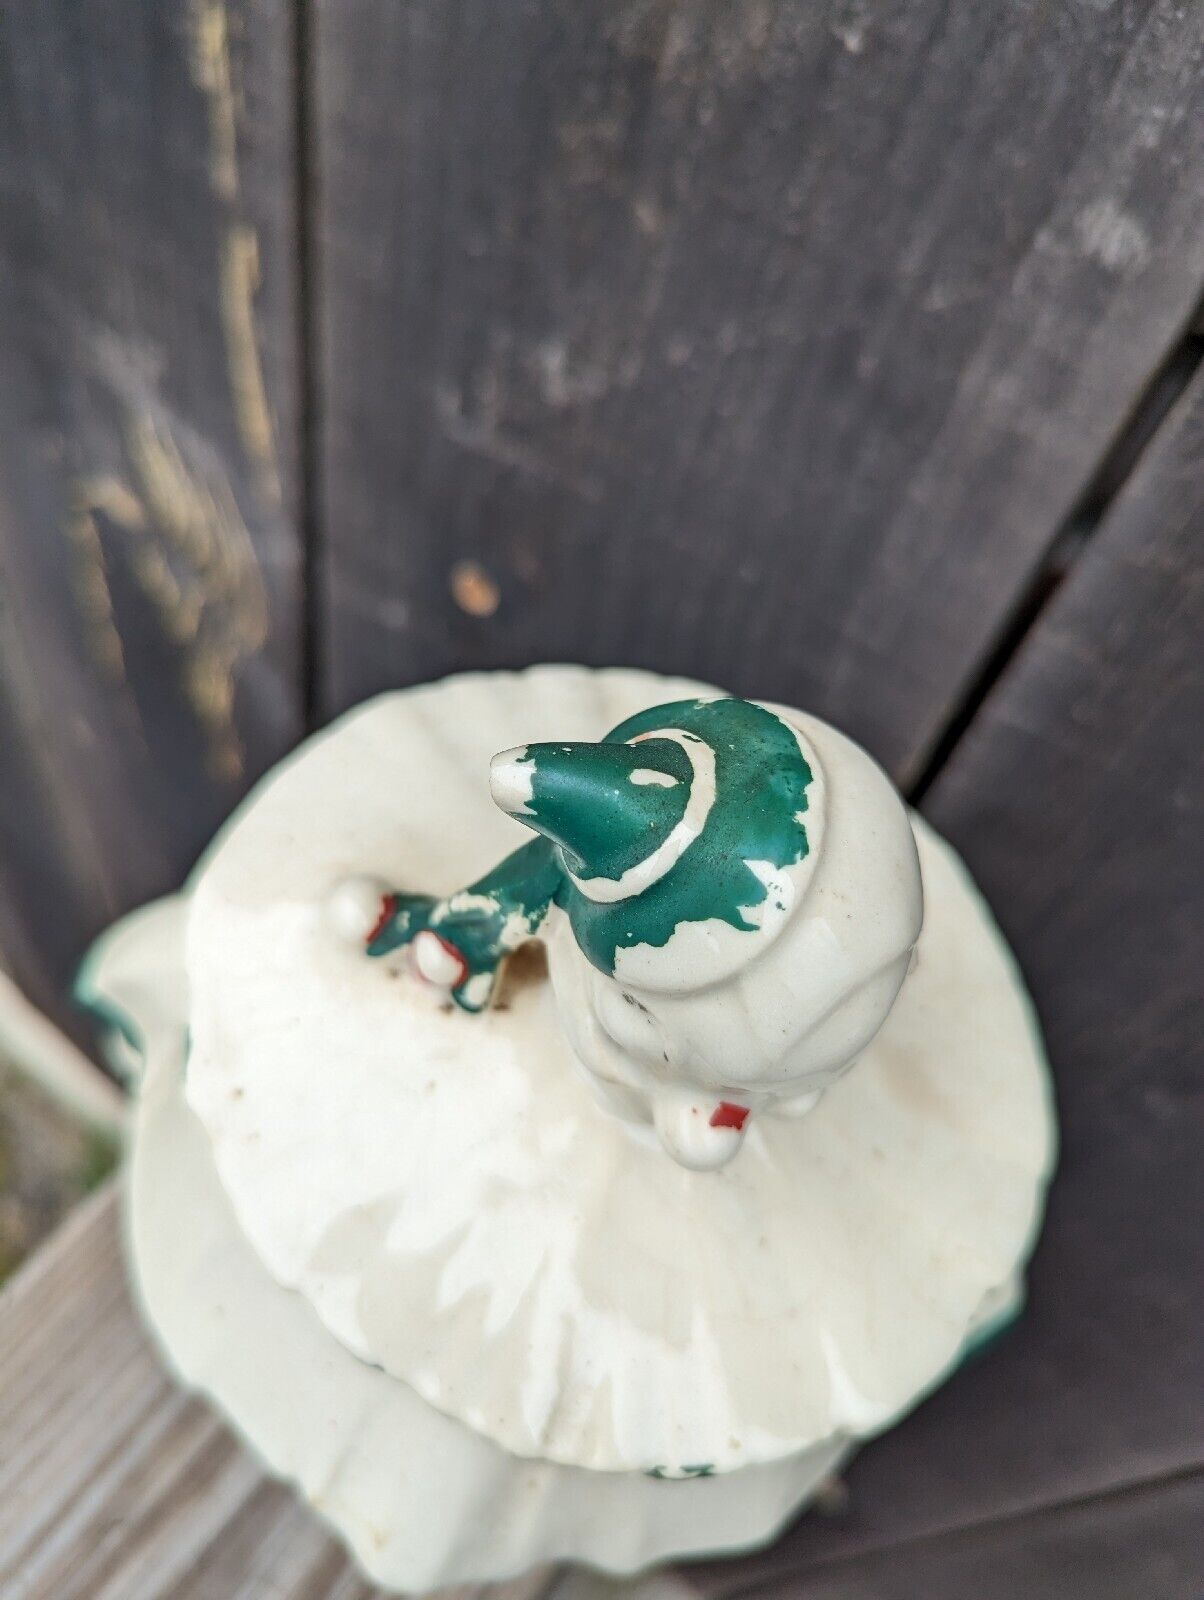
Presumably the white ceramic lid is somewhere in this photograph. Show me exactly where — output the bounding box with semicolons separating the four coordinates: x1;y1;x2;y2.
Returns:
181;666;1055;1475
88;896;852;1589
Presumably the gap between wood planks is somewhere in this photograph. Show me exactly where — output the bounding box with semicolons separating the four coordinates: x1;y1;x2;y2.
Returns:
907;308;1204;806
293;0;324;737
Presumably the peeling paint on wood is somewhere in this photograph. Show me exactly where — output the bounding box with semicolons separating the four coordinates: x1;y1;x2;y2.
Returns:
0;0;302;1031
65;402;274;783
220;223;283;505
190;0;240;205
191;0;285;505
127;412;271;779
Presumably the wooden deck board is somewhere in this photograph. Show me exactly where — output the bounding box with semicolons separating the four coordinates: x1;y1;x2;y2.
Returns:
0;1184;575;1599
4;1183;1203;1598
724;1472;1204;1600
0;1186;388;1600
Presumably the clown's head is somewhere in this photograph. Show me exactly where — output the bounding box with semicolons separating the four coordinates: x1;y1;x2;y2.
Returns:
491;697;923;1170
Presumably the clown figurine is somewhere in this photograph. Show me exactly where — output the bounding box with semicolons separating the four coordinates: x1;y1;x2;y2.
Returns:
328;694;922;1170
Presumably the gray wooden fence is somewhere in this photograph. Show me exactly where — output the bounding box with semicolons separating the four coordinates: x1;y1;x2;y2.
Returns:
1;3;1202;1594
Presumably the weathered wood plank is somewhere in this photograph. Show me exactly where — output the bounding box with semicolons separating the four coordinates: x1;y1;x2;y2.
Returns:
687;356;1204;1593
0;1186;384;1600
4;1183;1202;1598
315;0;1204;784
0;1184;561;1600
0;1;303;1032
732;1474;1204;1600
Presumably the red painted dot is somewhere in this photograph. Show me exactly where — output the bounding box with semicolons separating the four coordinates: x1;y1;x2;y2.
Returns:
710;1101;750;1131
366;893;397;945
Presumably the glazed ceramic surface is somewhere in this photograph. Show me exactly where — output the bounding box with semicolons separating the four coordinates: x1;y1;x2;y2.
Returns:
88;899;851;1590
179;667;1056;1478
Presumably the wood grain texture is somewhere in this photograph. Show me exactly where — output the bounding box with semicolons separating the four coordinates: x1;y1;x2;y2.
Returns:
686;358;1204;1596
0;1183;557;1600
0;1;302;1031
727;1473;1204;1600
9;1190;1202;1600
315;0;1204;782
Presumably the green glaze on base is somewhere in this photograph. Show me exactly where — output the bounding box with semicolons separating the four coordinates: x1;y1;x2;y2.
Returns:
644;1462;717;1481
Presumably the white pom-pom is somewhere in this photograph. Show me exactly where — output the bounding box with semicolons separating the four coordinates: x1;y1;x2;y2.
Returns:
652;1091;751;1171
326;876;394;944
413;930;468;990
488;746;536;816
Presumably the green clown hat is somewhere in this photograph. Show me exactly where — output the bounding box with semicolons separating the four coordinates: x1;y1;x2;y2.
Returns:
489;735;697;886
490;697;822;991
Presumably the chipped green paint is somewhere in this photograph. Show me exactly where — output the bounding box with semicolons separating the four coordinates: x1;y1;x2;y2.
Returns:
516;736;693;881
367;838;561;1011
547;698;811;976
365;698;813;1007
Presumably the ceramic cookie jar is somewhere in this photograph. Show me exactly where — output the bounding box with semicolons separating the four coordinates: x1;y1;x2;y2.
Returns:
79;665;1057;1593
